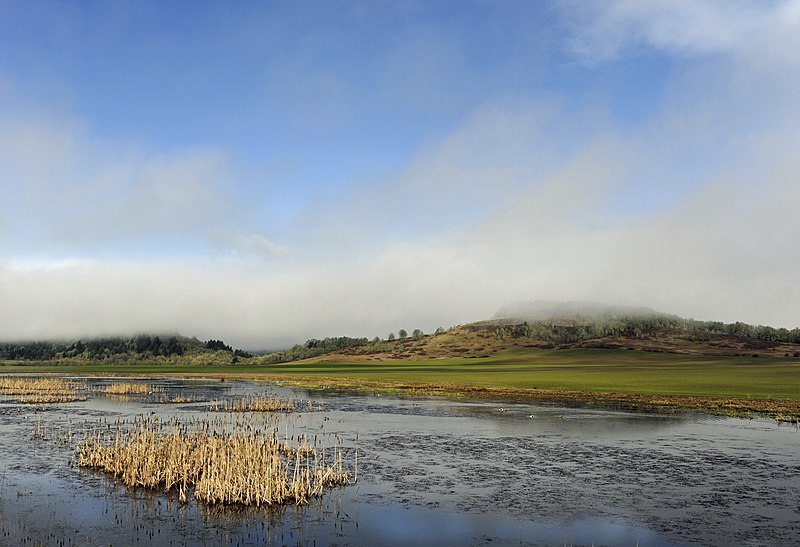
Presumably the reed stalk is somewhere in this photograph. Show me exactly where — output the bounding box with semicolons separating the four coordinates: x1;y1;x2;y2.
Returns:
103;382;159;395
0;377;85;403
210;395;294;413
76;415;349;507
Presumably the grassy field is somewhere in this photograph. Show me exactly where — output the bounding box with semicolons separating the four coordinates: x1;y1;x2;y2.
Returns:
3;348;799;400
265;350;800;400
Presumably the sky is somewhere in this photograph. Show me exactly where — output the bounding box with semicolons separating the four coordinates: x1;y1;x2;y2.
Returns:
1;0;799;350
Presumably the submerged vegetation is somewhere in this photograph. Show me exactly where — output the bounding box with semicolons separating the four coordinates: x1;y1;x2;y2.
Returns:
103;381;158;395
76;415;350;506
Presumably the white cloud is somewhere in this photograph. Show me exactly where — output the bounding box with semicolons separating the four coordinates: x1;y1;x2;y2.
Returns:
208;229;287;259
559;0;800;63
3;81;799;350
294;98;608;251
4;145;798;349
62;150;234;241
0;107;255;254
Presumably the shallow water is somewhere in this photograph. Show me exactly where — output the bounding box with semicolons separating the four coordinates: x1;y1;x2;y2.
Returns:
1;376;798;546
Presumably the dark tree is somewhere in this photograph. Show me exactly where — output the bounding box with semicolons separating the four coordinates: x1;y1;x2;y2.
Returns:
205;339;233;352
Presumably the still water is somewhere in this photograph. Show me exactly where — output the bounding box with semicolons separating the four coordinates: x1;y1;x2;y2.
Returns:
1;376;798;546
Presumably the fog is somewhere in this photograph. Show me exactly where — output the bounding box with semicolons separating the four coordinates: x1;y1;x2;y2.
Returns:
1;2;799;350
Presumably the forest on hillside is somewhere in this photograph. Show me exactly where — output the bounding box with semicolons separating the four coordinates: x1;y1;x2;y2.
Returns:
486;315;800;345
262;336;371;364
0;335;250;361
263;314;800;364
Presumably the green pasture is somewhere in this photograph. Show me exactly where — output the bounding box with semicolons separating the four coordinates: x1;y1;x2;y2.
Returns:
269;350;800;399
2;349;799;400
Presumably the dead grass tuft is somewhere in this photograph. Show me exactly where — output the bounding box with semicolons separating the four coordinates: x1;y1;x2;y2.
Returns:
18;393;87;404
76;416;349;506
211;395;294;413
154;394;207;404
103;382;160;395
0;376;85;403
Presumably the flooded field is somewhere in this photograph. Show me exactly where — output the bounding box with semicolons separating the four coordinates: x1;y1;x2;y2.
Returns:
1;375;799;546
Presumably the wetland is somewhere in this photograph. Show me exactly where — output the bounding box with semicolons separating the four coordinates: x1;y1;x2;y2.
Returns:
1;375;799;546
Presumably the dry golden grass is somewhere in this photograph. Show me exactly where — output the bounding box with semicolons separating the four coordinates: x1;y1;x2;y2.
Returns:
154;394;207;404
0;376;85;403
211;395;294;413
77;416;349;506
18;393;87;404
103;382;159;395
0;376;75;394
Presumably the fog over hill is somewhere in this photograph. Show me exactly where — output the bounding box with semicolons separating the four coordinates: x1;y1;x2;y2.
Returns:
495;301;666;322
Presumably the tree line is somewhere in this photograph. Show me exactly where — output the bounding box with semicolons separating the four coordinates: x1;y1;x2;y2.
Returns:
263;327;444;363
489;315;800;345
263;336;371;364
0;335;249;361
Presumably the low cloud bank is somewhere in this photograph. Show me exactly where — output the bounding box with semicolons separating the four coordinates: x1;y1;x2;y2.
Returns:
1;1;799;349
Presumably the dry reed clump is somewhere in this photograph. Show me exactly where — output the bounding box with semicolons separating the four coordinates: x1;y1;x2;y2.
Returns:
0;377;85;403
154;394;207;404
103;382;160;395
211;395;294;413
76;416;349;506
18;393;87;404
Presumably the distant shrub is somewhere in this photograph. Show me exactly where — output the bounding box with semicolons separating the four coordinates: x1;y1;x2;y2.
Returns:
263;336;369;364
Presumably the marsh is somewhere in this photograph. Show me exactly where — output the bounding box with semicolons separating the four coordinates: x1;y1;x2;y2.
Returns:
1;376;798;546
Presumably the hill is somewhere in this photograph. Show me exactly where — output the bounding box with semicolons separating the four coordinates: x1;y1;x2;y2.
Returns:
278;302;800;363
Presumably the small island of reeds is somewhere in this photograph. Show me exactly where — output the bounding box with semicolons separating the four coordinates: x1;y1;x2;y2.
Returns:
76;415;350;506
0;376;86;403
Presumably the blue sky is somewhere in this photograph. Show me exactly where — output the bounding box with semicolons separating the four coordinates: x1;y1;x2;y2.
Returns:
1;1;799;348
